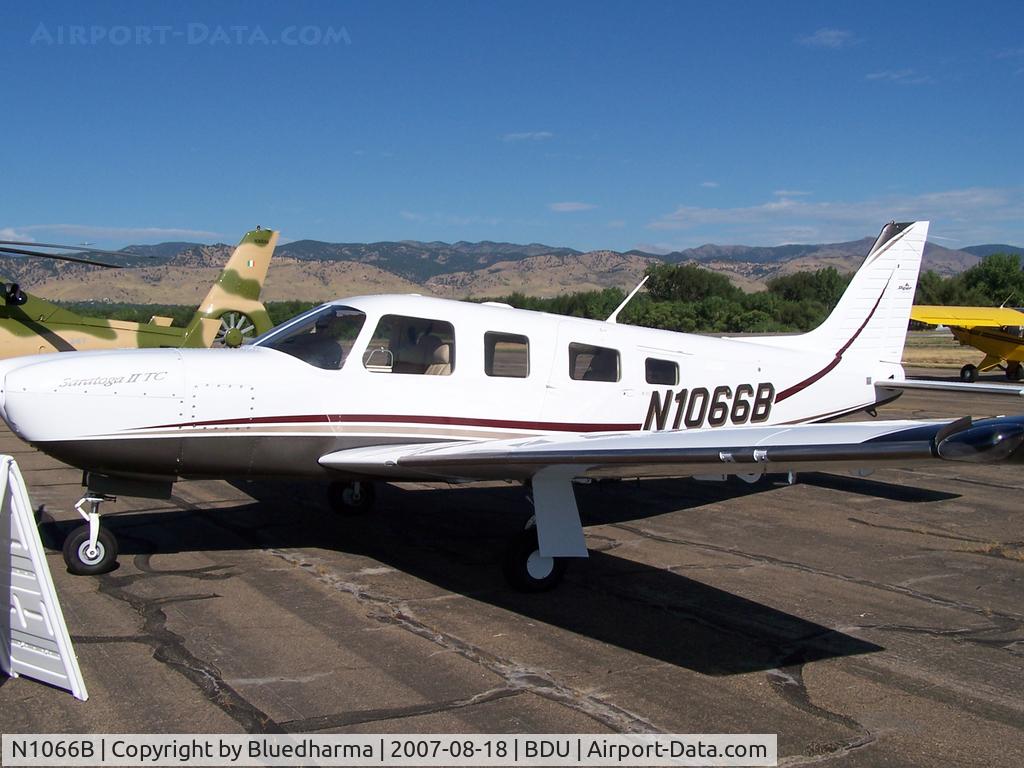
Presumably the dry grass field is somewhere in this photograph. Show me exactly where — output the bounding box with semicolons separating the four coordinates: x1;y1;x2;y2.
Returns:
901;330;980;368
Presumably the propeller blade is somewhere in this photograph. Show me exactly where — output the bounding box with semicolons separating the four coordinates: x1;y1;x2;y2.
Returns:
0;245;121;268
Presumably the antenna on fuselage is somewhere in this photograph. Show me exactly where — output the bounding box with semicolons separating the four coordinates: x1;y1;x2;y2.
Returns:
606;275;649;324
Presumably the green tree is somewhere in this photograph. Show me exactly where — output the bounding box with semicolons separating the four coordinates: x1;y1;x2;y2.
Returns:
644;263;740;303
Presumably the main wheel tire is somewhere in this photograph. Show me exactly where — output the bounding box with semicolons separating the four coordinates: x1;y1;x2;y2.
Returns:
960;364;978;383
502;527;568;592
62;525;118;575
1007;362;1023;381
327;481;376;515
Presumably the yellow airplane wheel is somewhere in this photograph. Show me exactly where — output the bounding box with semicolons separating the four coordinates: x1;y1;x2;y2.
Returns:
960;364;978;383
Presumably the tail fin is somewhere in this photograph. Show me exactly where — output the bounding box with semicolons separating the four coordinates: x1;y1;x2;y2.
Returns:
181;317;223;349
804;221;929;364
187;227;278;347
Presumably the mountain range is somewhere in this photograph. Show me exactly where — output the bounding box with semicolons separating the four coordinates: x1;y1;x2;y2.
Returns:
2;235;1021;305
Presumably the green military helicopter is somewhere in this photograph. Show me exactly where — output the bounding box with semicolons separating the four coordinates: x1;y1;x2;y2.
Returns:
0;227;278;358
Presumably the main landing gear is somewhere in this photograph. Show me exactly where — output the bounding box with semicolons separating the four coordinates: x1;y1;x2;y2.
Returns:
961;361;1024;382
327;480;376;515
502;517;569;592
62;493;119;575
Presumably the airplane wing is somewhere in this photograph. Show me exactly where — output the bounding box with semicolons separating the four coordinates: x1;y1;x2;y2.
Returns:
911;305;1024;328
319;414;1024;483
321;415;1024;560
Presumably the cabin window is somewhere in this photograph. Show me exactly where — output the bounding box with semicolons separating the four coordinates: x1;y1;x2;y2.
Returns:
569;342;620;382
645;357;678;385
258;306;366;370
485;332;529;378
362;314;455;375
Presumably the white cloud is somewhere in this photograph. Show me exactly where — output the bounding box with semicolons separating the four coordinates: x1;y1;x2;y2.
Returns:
501;131;554;142
799;28;856;49
866;69;934;85
646;186;1024;247
773;189;812;198
0;227;32;241
548;201;597;212
13;224;222;242
400;210;428;222
700;181;720;188
606;219;626;228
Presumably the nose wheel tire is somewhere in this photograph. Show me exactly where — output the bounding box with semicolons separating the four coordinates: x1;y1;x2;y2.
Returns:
960;364;978;383
62;525;118;575
502;527;568;592
327;480;376;515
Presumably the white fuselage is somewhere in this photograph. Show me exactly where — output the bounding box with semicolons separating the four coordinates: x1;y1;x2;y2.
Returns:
0;294;902;481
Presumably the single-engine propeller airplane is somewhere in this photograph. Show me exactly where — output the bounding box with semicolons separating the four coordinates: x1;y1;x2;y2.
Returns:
2;220;1024;591
0;227;278;357
910;304;1024;383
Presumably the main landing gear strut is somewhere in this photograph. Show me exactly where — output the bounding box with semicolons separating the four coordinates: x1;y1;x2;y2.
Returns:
501;468;589;592
62;493;119;575
324;473;587;592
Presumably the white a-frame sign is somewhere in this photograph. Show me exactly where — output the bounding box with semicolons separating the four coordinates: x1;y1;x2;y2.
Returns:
1;455;88;700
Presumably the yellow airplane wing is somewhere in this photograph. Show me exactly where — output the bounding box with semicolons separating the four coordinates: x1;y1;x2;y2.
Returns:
911;305;1024;328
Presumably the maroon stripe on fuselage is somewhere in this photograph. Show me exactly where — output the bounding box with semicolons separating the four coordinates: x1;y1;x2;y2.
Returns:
775;273;893;403
138;413;643;433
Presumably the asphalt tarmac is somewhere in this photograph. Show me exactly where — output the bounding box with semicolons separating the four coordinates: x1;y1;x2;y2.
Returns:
1;368;1022;766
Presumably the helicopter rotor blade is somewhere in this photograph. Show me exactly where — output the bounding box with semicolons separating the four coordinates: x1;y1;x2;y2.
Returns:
0;245;121;268
0;240;141;259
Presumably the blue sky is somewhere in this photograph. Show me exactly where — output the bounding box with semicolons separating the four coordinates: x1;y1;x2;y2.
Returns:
2;1;1023;252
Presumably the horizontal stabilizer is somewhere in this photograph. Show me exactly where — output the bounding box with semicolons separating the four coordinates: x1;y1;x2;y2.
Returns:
875;379;1024;397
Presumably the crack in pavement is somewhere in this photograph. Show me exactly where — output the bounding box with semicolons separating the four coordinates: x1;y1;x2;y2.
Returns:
280;687;524;731
93;553;283;734
855;616;1024;654
266;546;661;734
611;523;1024;623
846;517;993;544
768;665;875;766
165;487;661;733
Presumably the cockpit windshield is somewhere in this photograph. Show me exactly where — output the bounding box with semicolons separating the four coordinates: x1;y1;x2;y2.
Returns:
254;305;366;370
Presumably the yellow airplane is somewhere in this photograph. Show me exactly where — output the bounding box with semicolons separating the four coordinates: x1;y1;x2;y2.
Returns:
910;305;1024;382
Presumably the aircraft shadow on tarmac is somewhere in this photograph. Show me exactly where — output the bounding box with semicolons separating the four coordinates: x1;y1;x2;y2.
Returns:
36;476;903;676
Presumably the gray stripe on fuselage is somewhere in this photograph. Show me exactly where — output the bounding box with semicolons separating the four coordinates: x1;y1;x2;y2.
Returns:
35;434;449;481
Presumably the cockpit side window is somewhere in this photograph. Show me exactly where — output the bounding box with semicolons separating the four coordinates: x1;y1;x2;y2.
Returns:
363;314;455;375
258;306;366;370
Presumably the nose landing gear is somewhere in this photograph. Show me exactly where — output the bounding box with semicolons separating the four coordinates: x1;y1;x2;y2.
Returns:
62;494;119;575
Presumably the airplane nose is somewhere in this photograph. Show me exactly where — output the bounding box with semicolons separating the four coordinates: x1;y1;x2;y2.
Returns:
0;355;43;435
2;349;186;444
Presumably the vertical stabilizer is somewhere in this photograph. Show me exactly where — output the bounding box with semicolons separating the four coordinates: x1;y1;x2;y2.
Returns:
804;221;929;364
187;227;278;346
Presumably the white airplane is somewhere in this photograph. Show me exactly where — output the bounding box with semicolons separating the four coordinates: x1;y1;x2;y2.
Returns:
1;221;1023;590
